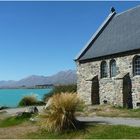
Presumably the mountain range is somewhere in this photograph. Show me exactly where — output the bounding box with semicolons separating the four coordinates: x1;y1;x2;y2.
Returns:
0;70;77;88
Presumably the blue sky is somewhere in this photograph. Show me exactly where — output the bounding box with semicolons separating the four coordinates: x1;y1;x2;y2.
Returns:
0;1;140;80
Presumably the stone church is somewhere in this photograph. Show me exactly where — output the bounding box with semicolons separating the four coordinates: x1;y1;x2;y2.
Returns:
75;6;140;109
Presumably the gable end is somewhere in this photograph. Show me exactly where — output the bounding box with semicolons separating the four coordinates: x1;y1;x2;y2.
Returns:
75;10;116;61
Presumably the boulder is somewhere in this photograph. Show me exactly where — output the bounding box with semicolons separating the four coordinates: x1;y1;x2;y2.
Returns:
25;106;39;114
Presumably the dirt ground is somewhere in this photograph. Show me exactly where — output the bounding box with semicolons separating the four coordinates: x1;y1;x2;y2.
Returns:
76;105;140;118
0;104;140;139
0;122;39;139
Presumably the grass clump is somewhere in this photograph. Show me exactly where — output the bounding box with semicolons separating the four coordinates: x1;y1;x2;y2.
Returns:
43;84;77;101
18;95;45;107
41;92;82;132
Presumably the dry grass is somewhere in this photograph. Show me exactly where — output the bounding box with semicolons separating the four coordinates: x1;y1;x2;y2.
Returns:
0;122;39;139
0;113;8;120
40;92;83;132
77;105;140;118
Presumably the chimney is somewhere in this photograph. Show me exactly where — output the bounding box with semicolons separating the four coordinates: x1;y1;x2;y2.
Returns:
110;7;115;13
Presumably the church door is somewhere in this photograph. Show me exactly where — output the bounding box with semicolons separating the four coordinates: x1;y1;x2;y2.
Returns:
123;74;133;108
91;76;100;105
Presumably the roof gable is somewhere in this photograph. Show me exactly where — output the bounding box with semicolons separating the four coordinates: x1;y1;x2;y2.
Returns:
75;5;140;61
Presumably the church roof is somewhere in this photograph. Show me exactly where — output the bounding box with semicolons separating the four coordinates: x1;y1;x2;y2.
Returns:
75;5;140;61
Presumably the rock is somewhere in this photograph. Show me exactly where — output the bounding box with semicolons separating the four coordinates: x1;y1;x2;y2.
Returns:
29;117;38;122
16;112;32;118
16;111;23;117
25;106;39;114
16;106;39;117
30;117;35;122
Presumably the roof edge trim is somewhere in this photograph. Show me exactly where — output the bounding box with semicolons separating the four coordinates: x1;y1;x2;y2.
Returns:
74;11;116;61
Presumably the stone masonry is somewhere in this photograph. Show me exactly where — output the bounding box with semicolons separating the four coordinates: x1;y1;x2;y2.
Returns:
76;53;140;109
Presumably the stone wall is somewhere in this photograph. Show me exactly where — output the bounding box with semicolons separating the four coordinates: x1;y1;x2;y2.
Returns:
132;76;140;108
99;78;115;105
76;53;140;109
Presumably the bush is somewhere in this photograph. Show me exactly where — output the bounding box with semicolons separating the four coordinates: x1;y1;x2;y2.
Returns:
41;92;82;132
43;84;77;102
18;95;45;107
53;85;77;93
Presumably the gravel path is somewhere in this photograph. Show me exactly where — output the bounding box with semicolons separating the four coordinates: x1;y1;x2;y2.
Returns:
77;116;140;127
2;107;140;127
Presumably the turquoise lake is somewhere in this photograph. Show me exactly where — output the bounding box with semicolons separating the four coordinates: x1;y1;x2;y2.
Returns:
0;89;52;107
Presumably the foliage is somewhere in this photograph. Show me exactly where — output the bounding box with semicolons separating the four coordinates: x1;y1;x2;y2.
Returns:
41;92;82;132
36;101;46;106
43;84;77;101
18;95;45;107
27;124;140;139
53;84;77;93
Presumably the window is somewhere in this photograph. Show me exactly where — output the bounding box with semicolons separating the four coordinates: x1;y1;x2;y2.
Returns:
110;59;116;77
133;56;140;76
101;61;108;78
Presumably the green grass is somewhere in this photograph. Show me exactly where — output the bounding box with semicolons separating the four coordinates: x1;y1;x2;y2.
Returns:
0;113;32;127
27;124;140;139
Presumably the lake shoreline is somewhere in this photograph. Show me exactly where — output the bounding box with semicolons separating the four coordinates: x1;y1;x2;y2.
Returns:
0;88;51;107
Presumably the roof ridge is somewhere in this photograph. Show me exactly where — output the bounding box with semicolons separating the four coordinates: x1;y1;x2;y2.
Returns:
75;11;116;61
117;4;140;17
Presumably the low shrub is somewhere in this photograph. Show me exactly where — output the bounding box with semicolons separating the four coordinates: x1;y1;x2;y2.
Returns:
0;106;9;110
36;101;46;106
18;95;45;107
43;84;77;102
53;84;77;93
41;92;82;132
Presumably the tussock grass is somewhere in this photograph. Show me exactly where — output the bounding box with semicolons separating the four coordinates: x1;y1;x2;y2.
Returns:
41;92;83;132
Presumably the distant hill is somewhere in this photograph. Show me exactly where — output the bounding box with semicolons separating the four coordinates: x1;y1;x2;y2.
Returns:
0;70;77;88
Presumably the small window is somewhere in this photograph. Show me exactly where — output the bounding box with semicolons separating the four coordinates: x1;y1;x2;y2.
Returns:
103;100;107;104
133;56;140;76
110;59;116;77
136;102;140;107
101;61;108;78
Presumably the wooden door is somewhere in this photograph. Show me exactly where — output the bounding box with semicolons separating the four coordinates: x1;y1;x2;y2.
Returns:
123;74;133;109
91;76;100;105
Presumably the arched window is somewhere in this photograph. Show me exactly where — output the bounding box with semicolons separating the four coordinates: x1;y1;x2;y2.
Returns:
101;61;108;78
110;59;116;77
133;56;140;76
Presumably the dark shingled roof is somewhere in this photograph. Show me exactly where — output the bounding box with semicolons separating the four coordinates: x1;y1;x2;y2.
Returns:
76;5;140;61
